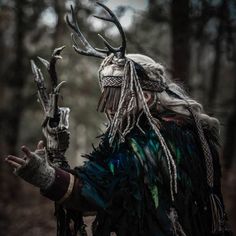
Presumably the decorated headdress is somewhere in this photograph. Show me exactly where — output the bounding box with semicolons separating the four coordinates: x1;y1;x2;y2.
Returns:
66;2;177;200
66;4;225;231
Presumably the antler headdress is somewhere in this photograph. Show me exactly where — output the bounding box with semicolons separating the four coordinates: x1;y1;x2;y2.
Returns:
66;2;126;59
66;4;226;231
66;2;177;201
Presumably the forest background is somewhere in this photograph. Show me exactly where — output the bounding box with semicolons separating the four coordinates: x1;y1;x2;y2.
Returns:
0;0;236;235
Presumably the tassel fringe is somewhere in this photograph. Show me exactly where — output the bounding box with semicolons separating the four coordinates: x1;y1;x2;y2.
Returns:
98;55;177;201
209;193;225;233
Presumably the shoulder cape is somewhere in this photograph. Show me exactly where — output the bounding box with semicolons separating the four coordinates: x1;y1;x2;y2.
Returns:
74;117;227;236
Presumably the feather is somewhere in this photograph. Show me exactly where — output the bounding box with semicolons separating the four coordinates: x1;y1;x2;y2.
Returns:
176;147;181;164
73;118;228;236
109;162;115;175
129;138;146;166
149;185;159;208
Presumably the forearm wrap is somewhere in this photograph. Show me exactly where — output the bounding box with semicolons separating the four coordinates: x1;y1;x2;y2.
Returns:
15;149;55;190
41;168;75;203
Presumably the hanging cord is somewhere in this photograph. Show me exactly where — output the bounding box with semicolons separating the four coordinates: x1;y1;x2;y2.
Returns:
187;107;214;187
131;62;177;200
166;87;225;233
187;106;224;233
99;56;177;201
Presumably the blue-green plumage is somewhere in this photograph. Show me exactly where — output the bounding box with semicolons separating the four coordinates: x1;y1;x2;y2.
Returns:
74;116;226;236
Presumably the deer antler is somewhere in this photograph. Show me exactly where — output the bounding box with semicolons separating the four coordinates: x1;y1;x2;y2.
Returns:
66;2;127;59
66;5;107;59
31;46;66;118
94;2;126;58
37;46;66;91
30;60;49;113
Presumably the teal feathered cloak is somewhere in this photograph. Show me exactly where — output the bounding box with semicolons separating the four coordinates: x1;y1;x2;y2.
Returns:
74;113;228;236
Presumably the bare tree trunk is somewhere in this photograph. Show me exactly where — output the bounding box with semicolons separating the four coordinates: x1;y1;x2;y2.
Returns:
207;0;228;108
0;0;26;155
171;0;190;84
53;0;65;47
222;108;236;235
223;105;236;170
223;126;236;235
0;0;27;232
222;43;236;235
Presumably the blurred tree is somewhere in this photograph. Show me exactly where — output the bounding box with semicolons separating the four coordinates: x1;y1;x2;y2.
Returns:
222;16;236;234
0;0;28;232
53;0;66;47
0;0;54;234
0;0;236;235
171;0;190;84
207;0;230;108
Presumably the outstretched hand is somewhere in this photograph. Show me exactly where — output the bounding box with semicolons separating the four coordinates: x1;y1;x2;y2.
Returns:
5;140;55;190
5;140;45;170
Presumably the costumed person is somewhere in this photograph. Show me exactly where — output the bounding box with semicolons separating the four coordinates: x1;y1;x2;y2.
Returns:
5;3;232;236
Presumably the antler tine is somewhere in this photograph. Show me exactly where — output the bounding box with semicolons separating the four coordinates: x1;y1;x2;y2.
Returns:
95;47;110;54
95;2;126;57
37;56;50;70
66;5;106;59
71;33;96;56
37;46;66;92
31;60;46;87
30;60;49;112
93;15;114;23
54;81;66;93
49;46;66;89
97;34;117;53
52;45;66;59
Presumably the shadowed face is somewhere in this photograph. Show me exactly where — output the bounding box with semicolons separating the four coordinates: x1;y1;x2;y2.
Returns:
98;56;162;121
104;89;154;120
